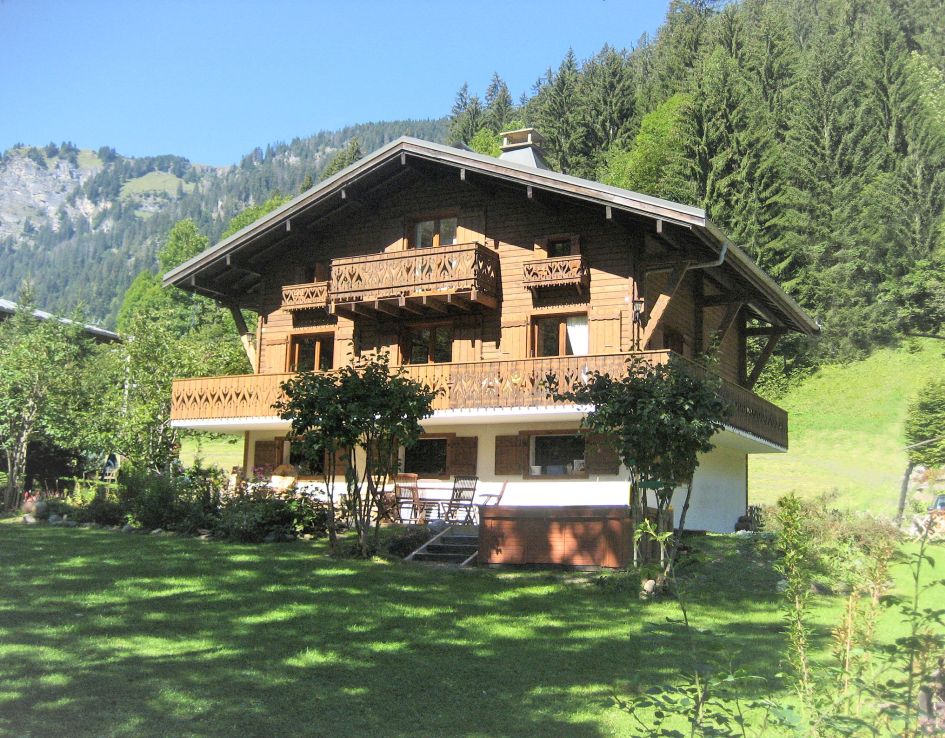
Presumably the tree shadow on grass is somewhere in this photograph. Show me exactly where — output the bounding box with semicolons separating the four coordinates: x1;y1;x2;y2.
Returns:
0;525;797;737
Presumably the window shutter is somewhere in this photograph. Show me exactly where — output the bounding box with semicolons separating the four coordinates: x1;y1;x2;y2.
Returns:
332;447;350;477
446;436;478;477
253;440;279;469
585;434;619;475
494;435;525;475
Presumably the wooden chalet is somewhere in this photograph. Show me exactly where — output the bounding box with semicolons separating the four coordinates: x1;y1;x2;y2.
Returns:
163;129;818;534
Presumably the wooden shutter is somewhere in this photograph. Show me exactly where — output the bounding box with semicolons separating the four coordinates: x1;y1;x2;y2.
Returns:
332;447;349;477
253;440;279;469
494;435;526;475
585;434;620;475
446;436;478;477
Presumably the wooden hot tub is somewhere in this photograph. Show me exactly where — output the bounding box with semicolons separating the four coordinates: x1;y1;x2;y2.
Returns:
478;505;633;569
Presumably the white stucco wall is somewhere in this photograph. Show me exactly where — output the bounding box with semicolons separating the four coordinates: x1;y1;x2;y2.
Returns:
243;420;748;533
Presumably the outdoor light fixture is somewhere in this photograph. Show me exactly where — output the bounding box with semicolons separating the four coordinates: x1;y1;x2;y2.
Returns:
632;297;648;327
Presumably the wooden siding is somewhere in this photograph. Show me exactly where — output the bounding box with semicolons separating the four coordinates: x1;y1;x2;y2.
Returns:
170;351;789;448
173;172;785;442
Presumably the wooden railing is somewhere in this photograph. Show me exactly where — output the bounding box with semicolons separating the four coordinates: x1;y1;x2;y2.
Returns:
281;281;329;311
171;373;292;420
523;255;590;291
170;351;788;447
329;242;500;305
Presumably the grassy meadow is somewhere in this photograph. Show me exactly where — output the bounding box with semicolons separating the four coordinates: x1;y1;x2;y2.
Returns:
0;520;940;737
751;339;943;516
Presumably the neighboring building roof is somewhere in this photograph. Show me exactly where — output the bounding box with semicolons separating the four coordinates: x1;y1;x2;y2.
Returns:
0;298;120;342
163;136;820;335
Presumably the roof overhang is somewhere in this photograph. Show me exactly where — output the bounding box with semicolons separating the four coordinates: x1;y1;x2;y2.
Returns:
163;137;819;335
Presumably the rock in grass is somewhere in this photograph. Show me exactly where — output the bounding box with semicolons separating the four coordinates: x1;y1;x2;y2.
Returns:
48;513;62;524
121;524;135;534
263;531;279;543
150;528;163;535
22;514;38;525
62;520;77;528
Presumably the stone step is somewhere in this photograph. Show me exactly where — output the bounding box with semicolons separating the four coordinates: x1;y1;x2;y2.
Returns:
413;551;474;564
439;535;478;545
425;542;478;555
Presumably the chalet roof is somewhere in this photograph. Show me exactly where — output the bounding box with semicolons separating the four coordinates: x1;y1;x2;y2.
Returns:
163;136;819;335
0;298;120;342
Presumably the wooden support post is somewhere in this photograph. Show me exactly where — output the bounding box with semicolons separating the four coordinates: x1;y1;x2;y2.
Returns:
229;305;258;373
638;262;688;349
711;301;743;347
745;330;784;389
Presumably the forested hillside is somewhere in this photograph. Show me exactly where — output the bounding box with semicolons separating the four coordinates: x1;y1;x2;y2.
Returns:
451;0;945;364
0;120;448;325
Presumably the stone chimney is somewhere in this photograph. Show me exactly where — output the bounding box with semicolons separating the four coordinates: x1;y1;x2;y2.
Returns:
498;128;550;170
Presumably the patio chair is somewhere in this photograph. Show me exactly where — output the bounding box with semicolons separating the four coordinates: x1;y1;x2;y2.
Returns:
444;475;478;525
394;473;437;524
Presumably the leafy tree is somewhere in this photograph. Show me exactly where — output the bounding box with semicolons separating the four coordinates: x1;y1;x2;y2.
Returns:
600;94;698;204
0;292;92;508
547;355;729;572
468;127;501;157
278;353;437;557
299;173;314;193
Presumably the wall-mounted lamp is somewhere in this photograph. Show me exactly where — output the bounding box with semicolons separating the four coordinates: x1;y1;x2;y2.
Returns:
632;297;648;327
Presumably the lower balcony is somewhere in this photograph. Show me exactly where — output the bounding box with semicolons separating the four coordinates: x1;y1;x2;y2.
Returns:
170;351;788;448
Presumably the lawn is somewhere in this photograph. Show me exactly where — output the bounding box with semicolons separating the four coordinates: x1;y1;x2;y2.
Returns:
179;433;243;470
0;521;940;737
751;339;944;516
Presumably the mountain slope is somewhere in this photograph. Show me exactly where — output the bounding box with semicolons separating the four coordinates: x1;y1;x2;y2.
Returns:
0;119;448;325
750;339;944;516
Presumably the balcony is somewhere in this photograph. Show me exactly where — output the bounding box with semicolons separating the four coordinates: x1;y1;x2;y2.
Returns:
328;241;500;317
281;281;329;311
523;255;590;293
170;351;788;448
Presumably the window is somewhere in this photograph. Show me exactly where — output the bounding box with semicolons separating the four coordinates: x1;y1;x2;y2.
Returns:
404;438;448;477
532;314;588;357
289;334;334;372
546;237;573;258
414;217;458;248
404;324;452;364
289;441;325;477
528;434;585;477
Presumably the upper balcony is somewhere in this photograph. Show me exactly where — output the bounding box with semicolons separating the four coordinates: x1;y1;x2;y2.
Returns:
170;351;788;449
281;281;330;311
523;254;590;294
328;241;500;318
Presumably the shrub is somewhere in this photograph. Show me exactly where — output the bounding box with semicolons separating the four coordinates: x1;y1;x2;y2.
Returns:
381;526;432;559
118;467;178;530
83;495;125;526
279;493;334;538
216;494;296;543
174;464;226;533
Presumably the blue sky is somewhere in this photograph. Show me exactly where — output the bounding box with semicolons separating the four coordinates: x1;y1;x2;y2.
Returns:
1;1;668;166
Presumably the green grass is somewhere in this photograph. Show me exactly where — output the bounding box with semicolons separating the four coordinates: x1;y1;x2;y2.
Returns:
751;339;944;515
179;433;244;470
0;521;940;736
77;150;103;170
120;171;194;198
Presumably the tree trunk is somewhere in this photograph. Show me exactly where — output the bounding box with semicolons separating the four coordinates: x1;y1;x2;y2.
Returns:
4;434;29;510
896;461;916;527
663;479;694;579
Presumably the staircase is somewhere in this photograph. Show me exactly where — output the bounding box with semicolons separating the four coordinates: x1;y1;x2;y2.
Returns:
407;526;478;566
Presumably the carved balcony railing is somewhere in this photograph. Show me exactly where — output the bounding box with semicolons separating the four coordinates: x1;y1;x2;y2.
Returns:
523;255;590;293
329;242;500;316
171;373;292;421
170;351;788;448
281;281;330;311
